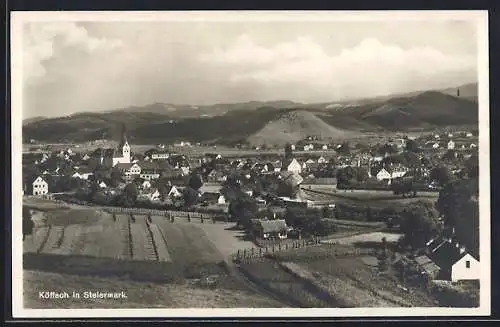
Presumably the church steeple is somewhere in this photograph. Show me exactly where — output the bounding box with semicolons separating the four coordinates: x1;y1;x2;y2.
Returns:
118;123;129;149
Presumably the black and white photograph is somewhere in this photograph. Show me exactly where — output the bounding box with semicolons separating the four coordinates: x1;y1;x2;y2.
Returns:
11;10;490;318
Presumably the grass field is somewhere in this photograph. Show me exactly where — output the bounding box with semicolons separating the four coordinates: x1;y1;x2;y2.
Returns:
23;206;291;308
24;270;285;309
302;188;439;208
263;244;438;307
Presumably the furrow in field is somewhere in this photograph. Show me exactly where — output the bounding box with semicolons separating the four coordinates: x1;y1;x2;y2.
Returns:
149;223;172;262
130;223;156;261
42;226;65;253
49;225;80;255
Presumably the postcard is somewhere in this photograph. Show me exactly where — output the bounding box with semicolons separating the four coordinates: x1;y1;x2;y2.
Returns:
11;10;490;318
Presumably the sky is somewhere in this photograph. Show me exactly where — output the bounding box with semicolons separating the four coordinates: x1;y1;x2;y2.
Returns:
21;17;479;118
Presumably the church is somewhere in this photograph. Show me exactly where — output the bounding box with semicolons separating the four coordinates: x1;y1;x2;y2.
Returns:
112;126;131;167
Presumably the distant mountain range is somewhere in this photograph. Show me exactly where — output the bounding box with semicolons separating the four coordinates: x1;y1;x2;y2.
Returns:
22;83;478;146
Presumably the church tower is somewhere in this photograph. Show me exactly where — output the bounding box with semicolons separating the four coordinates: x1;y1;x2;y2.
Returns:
118;123;130;163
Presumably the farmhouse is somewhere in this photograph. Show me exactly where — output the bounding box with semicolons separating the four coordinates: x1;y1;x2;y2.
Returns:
165;185;182;199
427;238;480;281
447;140;455;150
252;219;289;240
116;163;142;179
139;162;161;180
31;176;49;196
217;194;226;205
414;255;441;280
375;168;391;181
139;188;161;202
317;156;327;164
151;152;170;160
451;253;480;282
282;158;302;175
72;167;94;180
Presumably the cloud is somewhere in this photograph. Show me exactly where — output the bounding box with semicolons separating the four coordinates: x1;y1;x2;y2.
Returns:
199;35;477;100
23;22;123;84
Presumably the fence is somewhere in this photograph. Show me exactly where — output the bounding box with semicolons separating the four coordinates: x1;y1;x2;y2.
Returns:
26;197;230;224
232;237;323;263
103;207;228;223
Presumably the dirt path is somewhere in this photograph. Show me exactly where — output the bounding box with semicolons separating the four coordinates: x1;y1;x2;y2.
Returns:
187;221;298;307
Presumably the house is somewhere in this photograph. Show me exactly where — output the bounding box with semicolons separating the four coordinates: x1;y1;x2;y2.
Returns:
322;145;328;151
252;219;289;240
451;253;480;281
317;156;327;164
290;144;296;151
142;180;152;189
31;176;49;196
217;194;226;205
432;142;440;149
151;152;170;160
72;172;83;179
466;132;473;137
414;255;441;280
140;188;161;202
201;192;220;204
179;166;190;176
72;167;94;180
282;158;302;175
116;163;142;179
376;168;392;181
305;158;315;165
470;143;477;149
165;185;182;199
207;169;226;183
98;181;107;188
303;145;310;151
447;140;455;150
427;237;479;281
308;144;314;150
139;162;161;180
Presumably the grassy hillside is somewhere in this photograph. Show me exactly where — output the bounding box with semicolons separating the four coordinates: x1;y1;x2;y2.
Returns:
247;110;354;146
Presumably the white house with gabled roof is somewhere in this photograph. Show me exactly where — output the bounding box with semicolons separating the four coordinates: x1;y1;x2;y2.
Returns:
32;176;49;196
451;253;480;281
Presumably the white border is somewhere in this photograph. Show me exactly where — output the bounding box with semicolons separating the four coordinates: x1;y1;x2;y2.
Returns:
11;10;490;318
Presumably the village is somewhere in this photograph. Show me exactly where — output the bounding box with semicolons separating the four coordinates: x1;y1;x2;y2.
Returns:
22;126;480;308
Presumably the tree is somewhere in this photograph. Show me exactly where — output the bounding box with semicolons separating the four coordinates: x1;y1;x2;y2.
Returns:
92;191;114;206
188;174;204;191
465;153;479;179
391;178;417;198
110;167;123;187
336;166;356;188
285;143;293;159
337;142;351;155
116;183;138;207
159;184;169;202
228;193;258;229
403;151;421;169
23;207;34;241
182;187;200;208
436;178;479;257
430;166;454;187
400;200;442;249
405;139;420;153
355;167;368;182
